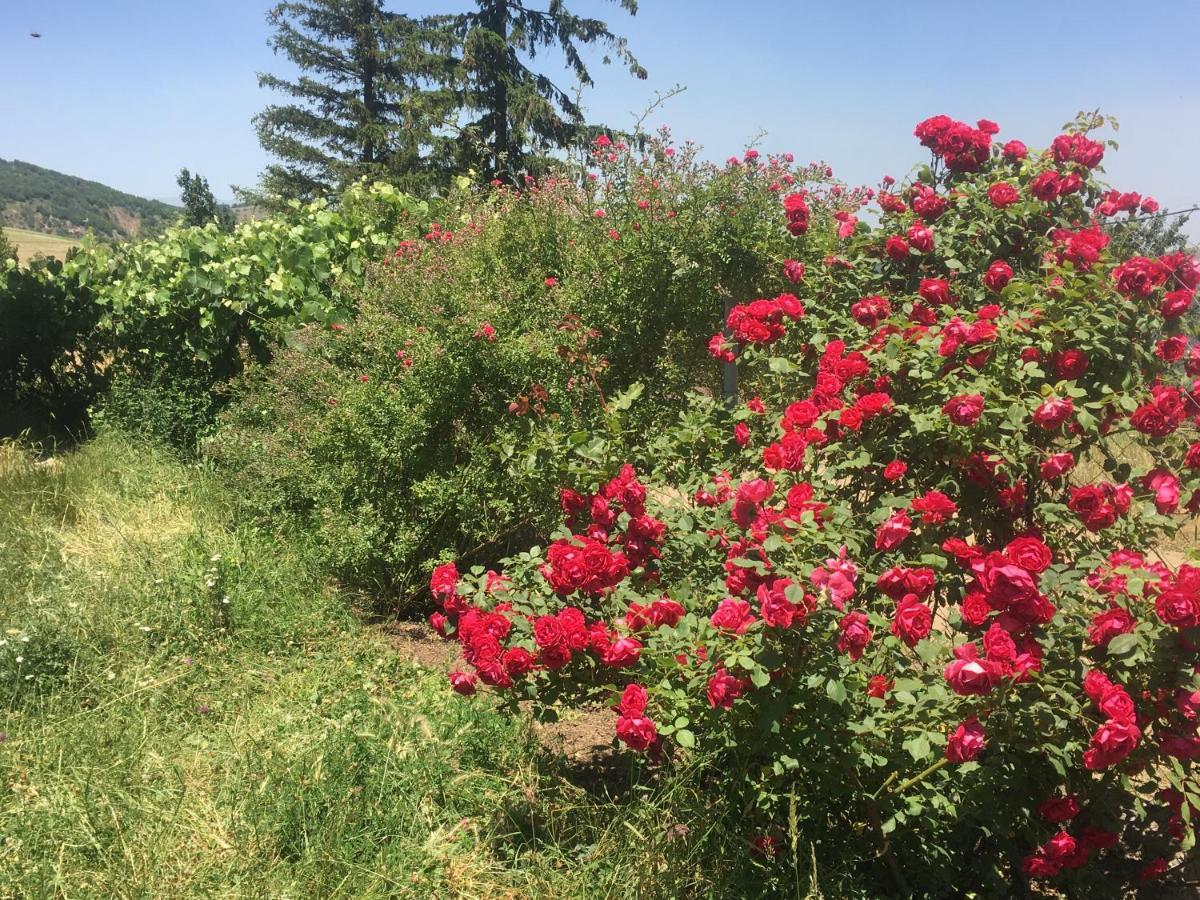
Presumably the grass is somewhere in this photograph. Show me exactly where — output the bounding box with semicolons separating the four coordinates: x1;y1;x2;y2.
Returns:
0;432;819;899
2;226;80;265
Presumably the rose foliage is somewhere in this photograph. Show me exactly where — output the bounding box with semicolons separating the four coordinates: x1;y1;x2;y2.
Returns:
431;116;1200;894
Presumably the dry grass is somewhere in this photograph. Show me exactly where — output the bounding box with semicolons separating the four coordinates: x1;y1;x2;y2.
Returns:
4;226;80;264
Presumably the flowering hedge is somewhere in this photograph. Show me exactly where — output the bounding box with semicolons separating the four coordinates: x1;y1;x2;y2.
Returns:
213;131;831;598
430;115;1199;893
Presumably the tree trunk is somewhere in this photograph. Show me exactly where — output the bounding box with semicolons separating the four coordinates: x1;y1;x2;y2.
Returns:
358;0;377;165
490;1;509;178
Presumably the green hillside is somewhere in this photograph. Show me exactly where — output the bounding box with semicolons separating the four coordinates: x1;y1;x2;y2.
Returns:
0;158;178;239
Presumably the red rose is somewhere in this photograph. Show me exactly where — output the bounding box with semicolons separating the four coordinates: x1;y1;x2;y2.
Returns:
1161;289;1193;319
960;590;991;627
1068;485;1117;531
710;598;757;633
884;236;909;260
1043;831;1077;864
837;611;873;661
1083;669;1114;703
851;295;892;328
430;562;460;600
890;595;932;646
1030;171;1060;202
1113;256;1169;297
733;422;750;447
617;682;648;716
987;182;1020;208
1088;607;1135;647
783;192;810;235
907;224;934;253
911;489;957;525
757;579;802;628
1022;853;1060;879
1079;826;1119;852
919;278;953;306
882;460;907;482
1083;718;1140;770
1051;133;1104;167
707;668;746;709
867;675;893;698
1140;858;1168;882
1033;396;1073;429
1156;335;1188;362
533;615;568;649
449;671;478;695
601;636;642;668
502;647;536;678
982;621;1016;664
943;393;984;426
977;554;1038;607
1098;685;1136;722
1054;349;1089;380
945;715;986;762
1156;589;1200;628
983;260;1014;292
647;598;685;628
1040;452;1075;480
1143;468;1181;514
1001;139;1027;160
1186;442;1200;470
944;646;999;695
943;537;981;564
782;259;805;283
874;509;913;551
1004;536;1052;573
912;186;949;220
615;713;658;751
1038;794;1081;823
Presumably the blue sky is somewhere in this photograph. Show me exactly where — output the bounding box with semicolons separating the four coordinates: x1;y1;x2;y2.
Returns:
3;0;1198;236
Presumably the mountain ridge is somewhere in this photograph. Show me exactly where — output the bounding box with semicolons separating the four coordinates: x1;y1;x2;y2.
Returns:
0;158;179;239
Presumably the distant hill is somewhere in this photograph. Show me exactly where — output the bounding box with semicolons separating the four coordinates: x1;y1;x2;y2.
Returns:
0;158;179;239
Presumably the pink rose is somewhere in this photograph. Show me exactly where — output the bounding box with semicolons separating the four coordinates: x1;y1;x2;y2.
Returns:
945;716;986;762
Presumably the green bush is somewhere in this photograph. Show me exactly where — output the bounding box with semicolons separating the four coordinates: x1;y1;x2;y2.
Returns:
0;255;109;439
210;136;820;602
2;182;430;441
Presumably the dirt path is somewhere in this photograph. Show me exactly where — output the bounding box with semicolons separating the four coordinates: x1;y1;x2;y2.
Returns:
380;620;616;765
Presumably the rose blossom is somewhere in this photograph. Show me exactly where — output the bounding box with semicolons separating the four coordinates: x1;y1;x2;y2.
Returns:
942;393;984;426
982;260;1013;292
945;716;986;762
837;611;873;661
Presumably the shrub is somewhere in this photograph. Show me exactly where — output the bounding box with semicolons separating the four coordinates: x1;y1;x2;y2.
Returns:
210;133;831;601
431;115;1200;895
0;255;109;439
3;182;429;440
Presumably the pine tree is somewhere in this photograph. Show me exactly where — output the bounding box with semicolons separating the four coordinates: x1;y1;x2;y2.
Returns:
177;169;235;231
452;0;646;181
251;0;456;203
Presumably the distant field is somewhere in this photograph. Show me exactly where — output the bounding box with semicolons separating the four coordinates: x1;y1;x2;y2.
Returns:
4;226;80;264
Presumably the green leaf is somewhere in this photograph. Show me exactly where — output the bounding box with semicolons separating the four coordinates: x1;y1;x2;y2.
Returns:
675;728;695;748
1106;633;1138;656
904;735;932;762
825;679;847;704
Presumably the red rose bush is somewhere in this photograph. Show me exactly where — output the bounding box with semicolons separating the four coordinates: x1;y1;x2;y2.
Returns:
429;115;1199;893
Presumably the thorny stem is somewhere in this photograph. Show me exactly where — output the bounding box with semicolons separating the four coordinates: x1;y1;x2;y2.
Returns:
891;756;950;797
